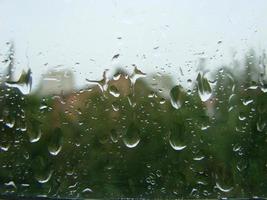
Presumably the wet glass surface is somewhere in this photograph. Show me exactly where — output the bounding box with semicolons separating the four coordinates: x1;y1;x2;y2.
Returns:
0;0;267;199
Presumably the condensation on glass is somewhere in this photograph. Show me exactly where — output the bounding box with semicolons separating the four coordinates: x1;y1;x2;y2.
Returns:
0;0;267;199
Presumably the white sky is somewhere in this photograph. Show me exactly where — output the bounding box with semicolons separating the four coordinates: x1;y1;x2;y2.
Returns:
1;0;267;90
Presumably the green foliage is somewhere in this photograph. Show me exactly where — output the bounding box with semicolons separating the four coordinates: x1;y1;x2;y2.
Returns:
0;50;267;199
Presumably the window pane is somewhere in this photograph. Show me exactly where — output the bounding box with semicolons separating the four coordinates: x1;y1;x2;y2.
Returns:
0;0;267;198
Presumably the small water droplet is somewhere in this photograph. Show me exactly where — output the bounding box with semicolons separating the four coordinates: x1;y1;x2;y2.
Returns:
112;54;120;60
201;125;210;131
242;99;253;106
112;101;120;112
248;85;258;90
193;156;205;161
109;85;120;97
5;119;15;128
4;181;17;189
238;112;246;121
113;73;121;81
159;98;166;105
0;143;10;152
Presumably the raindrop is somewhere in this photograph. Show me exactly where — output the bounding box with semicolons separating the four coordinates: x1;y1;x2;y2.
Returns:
111;101;120;112
113;73;121;81
86;70;109;92
112;54;120;60
48;127;63;156
242;99;253;106
28;128;42;143
5;69;32;95
159;98;166;105
0;143;10;152
260;84;267;93
170;85;184;109
123;123;140;148
232;143;241;152
4;181;17;189
238;112;246;121
193;156;205;161
110;129;119;143
215;170;234;193
33;156;52;184
196;73;212;102
248;85;258;90
5;119;15;128
228;94;238;105
257;116;266;132
36;171;52;184
169;123;187;151
82;187;93;193
201;125;210;131
130;65;146;84
109;85;120;97
215;182;233;193
127;94;136;108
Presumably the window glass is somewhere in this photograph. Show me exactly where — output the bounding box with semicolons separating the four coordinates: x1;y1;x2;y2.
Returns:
0;0;267;198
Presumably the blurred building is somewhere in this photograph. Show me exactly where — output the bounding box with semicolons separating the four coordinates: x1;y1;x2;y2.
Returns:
37;69;74;96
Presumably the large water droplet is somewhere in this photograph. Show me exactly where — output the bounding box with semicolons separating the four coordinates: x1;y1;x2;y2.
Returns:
215;182;233;193
28;125;42;143
5;69;32;95
169;123;187;151
33;156;52;184
36;170;53;184
123;123;140;148
196;73;212;102
260;84;267;93
215;170;234;193
257;116;266;132
170;85;184;109
110;129;119;143
86;70;109;92
48;127;63;156
130;65;146;84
